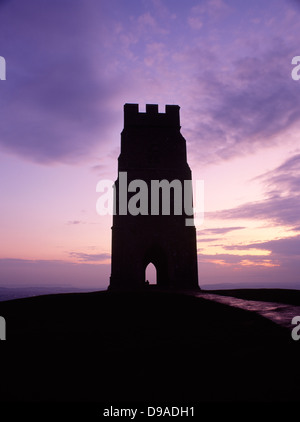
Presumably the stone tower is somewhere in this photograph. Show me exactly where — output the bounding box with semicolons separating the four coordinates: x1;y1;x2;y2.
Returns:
109;103;199;290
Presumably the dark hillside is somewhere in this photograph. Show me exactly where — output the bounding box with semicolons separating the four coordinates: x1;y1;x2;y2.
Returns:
0;290;299;403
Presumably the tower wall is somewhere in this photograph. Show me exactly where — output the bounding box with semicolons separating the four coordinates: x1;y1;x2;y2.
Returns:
109;103;199;291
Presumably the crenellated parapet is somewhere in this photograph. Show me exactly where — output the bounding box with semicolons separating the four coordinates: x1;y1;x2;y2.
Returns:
124;103;180;128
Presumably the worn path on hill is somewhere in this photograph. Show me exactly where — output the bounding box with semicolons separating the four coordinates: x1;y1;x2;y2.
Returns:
194;292;300;328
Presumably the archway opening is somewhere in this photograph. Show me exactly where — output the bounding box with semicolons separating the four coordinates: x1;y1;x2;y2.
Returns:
145;262;157;285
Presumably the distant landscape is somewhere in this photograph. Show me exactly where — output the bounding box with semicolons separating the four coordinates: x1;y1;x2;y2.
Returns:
0;285;100;302
1;282;300;302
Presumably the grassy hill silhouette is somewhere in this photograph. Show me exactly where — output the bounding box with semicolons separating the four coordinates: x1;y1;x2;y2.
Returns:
1;289;299;403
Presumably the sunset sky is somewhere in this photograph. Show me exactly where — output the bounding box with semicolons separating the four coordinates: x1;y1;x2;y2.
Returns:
1;0;300;291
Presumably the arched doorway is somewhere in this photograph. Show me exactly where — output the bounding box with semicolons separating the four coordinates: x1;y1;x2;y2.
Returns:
143;246;169;287
145;262;157;285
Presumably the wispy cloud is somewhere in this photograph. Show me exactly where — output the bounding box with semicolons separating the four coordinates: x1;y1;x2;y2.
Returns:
198;226;245;235
66;220;84;225
197;237;222;243
69;252;111;263
211;195;300;226
0;1;126;164
184;19;300;164
1;1;299;167
198;252;279;268
256;153;300;195
209;153;300;228
224;234;300;257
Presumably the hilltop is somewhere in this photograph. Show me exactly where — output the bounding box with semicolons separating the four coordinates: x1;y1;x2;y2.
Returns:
0;289;299;403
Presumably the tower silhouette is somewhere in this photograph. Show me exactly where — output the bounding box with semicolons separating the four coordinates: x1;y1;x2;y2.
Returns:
109;103;199;290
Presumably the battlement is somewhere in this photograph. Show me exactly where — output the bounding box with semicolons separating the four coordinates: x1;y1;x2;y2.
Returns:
124;103;180;128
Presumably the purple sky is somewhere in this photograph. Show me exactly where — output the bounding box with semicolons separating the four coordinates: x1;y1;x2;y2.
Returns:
1;0;300;291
